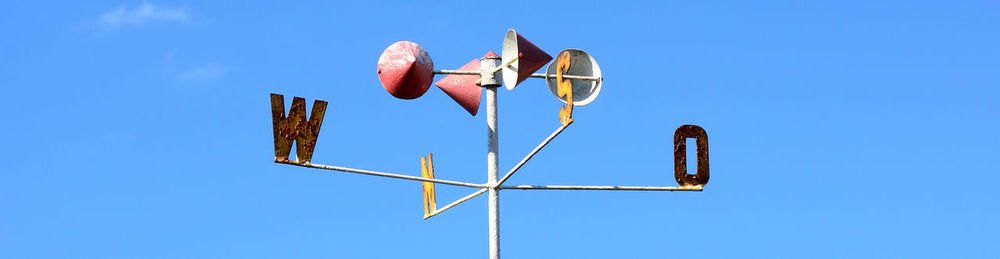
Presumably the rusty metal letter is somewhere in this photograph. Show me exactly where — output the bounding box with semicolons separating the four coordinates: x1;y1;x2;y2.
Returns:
271;93;328;163
673;125;709;186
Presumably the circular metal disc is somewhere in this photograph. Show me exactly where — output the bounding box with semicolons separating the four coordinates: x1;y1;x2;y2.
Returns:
545;49;602;106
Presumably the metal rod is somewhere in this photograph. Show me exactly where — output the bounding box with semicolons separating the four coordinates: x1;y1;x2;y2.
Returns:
274;160;486;188
485;86;500;259
489;56;518;74
498;185;704;191
424;188;488;219
434;70;481;75
434;70;601;82
529;73;601;81
495;123;570;186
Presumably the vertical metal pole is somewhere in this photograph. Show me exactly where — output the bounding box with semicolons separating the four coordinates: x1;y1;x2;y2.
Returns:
486;86;500;259
478;52;503;259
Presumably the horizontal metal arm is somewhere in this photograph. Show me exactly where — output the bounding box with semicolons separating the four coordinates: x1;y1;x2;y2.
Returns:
529;73;601;81
275;160;487;188
498;185;703;191
433;70;601;81
433;70;480;75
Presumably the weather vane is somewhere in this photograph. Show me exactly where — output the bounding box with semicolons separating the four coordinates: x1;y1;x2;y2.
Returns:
269;29;710;259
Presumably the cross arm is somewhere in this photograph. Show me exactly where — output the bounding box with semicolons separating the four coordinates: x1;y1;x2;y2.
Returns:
275;160;487;188
495;123;571;186
498;184;703;191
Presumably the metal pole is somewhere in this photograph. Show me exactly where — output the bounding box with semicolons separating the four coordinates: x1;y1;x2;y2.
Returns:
486;85;500;259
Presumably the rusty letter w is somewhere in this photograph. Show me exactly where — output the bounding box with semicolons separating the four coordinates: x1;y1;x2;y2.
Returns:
270;93;328;163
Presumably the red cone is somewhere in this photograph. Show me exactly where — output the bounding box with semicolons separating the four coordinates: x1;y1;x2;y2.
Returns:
501;30;552;90
377;41;434;99
434;59;482;116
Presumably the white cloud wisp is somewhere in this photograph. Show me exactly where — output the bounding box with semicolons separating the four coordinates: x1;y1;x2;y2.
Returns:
180;63;225;81
99;3;190;27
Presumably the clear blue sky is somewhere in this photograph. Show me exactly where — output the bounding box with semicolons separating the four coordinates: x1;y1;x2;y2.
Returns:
2;1;998;258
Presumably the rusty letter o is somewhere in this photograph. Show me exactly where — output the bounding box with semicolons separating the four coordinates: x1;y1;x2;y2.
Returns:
673;125;709;186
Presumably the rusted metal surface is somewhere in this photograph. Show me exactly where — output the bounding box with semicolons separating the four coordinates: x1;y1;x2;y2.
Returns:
377;41;434;99
673;124;710;186
421;153;437;217
434;59;482;115
501;29;552;90
270;93;327;163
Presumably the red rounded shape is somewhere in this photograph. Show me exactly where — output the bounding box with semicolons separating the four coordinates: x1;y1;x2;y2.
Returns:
377;41;434;99
434;59;482;116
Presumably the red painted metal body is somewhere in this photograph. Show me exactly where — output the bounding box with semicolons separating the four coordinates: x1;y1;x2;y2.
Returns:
434;59;482;115
502;31;552;89
377;41;434;99
511;33;550;86
482;50;500;59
